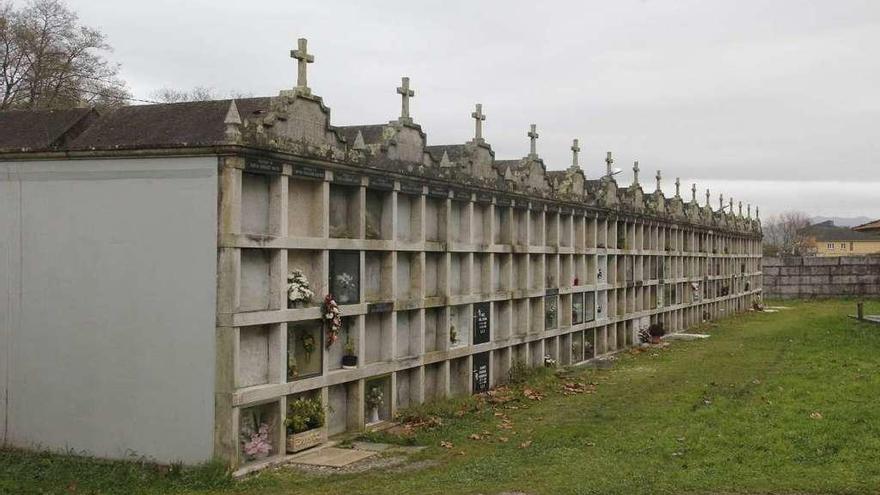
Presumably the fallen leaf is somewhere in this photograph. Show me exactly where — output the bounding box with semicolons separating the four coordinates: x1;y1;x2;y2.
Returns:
440;441;453;449
810;411;823;420
519;440;532;449
498;436;509;443
468;433;482;440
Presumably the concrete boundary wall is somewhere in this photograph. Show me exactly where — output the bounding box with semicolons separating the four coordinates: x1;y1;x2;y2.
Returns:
763;256;880;298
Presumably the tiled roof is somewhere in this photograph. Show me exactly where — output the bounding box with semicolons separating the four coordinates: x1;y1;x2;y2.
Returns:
0;107;96;151
800;221;880;241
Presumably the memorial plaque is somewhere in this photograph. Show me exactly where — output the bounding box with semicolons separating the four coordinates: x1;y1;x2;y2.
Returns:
513;199;529;210
544;295;558;330
529;201;543;211
329;251;360;304
367;302;394;314
495;196;512;207
400;181;423;195
547;204;560;213
476;192;493;204
545;288;559;296
292;164;325;180
472;351;490;394
572;292;585;325
333;171;361;186
368;176;394;191
472;302;490;345
245;157;283;175
453;189;471;202
428;185;449;198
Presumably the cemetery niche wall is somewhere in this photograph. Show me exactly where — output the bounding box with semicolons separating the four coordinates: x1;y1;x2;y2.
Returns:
0;38;762;471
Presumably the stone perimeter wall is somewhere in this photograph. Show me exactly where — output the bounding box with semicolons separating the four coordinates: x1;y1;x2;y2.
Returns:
763;256;880;298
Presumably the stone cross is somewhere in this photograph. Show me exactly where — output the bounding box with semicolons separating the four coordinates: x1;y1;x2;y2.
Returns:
655;170;661;192
674;177;681;197
738;201;743;216
570;139;580;168
290;38;315;94
471;103;486;141
729;197;734;213
719;193;724;210
632;161;640;186
691;183;697;202
605;151;614;176
397;77;415;122
527;124;539;158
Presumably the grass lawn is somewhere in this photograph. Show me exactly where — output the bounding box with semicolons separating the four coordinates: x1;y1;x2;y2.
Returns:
3;298;880;495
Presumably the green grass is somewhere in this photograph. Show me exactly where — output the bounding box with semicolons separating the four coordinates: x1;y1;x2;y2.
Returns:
3;298;880;495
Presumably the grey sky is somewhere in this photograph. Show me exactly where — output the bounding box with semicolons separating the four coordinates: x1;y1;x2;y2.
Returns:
63;0;880;218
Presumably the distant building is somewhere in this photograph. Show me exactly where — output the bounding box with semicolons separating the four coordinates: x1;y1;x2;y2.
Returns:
801;220;880;256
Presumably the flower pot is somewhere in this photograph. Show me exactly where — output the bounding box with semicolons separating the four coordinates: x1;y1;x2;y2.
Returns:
650;335;662;345
286;427;327;453
341;355;358;369
369;406;380;424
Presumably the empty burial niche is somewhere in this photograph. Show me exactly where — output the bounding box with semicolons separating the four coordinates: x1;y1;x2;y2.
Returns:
514;208;528;246
287;321;323;381
545;336;559;364
239;402;281;464
395;252;421;301
529;254;545;290
448;304;470;348
494;206;511;244
241;172;271;235
545;212;559;247
363;251;392;302
514;254;529;291
364;188;392;240
449;199;470;243
493;347;510;386
238;325;279;388
364;377;391;425
449;357;470;396
494;300;511;340
571;331;584;363
327;382;357;436
528;340;544;367
239;249;273;312
559;213;572;247
329;183;361;239
396;191;422;243
364;312;393;364
473;203;491;245
424;253;444;298
584;217;595;249
395;367;421;410
288;176;324;238
424;196;447;242
287;249;325;308
559;294;572;328
423;307;445;353
513;298;529;336
424;362;446;401
596;325;608;354
529;297;544;334
512;343;528;367
597;218;608;248
546;255;559;288
473;253;491;295
449;253;471;296
529;209;544;246
395;310;422;359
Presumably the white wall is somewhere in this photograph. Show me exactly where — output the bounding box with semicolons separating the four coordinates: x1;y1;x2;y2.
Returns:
0;157;218;464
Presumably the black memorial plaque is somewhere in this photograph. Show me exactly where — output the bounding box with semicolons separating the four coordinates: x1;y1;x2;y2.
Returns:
367;302;394;314
400;181;423;195
333;171;361;186
428;185;449;198
292;164;325;179
453;189;471;202
472;351;490;394
472;302;490;345
368;176;394;191
495;196;512;207
476;192;493;204
245;158;284;175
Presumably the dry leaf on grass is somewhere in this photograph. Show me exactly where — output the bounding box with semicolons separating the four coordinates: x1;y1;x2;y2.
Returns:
440;441;453;449
810;411;823;420
523;387;545;401
519;440;532;449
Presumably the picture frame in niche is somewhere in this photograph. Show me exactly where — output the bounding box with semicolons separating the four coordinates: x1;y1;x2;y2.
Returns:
572;292;584;325
329;250;360;304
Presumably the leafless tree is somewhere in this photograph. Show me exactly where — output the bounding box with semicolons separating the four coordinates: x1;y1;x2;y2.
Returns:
763;211;815;256
0;0;129;110
150;86;254;103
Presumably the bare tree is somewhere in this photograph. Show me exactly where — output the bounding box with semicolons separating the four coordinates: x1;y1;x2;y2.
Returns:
763;211;814;256
0;0;129;110
150;86;254;103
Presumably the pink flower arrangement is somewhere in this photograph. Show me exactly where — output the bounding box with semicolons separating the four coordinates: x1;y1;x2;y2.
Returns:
243;423;272;459
323;294;342;348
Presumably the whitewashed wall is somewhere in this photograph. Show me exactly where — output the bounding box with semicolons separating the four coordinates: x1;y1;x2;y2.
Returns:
0;157;218;463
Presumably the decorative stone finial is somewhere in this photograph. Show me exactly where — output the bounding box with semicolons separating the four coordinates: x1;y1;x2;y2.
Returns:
738;201;742;217
570;139;580;169
440;150;453;168
527;124;539;158
655;170;662;192
691;183;697;202
396;76;415;123
747;203;752;218
719;193;724;210
471;103;486;142
674;177;681;197
632;161;640;186
290;38;315;95
706;188;710;207
605;151;613;176
756;206;760;219
352;130;366;150
223;99;242;141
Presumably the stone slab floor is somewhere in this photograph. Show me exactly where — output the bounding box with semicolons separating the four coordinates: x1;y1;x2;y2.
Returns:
2;298;880;495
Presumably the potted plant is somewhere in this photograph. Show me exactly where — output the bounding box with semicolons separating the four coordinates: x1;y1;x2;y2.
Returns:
285;396;327;453
648;322;665;344
365;386;384;424
287;269;315;308
342;331;358;369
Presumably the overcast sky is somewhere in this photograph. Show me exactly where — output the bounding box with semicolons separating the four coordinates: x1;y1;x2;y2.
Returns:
61;0;880;219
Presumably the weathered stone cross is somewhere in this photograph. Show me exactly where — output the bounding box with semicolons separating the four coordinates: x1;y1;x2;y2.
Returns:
738;201;742;216
633;161;640;185
397;77;415;122
290;38;314;94
655;170;662;191
719;193;724;210
605;151;613;176
570;139;580;168
471;103;486;141
691;183;697;202
674;177;681;197
527;124;539;158
706;188;711;206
